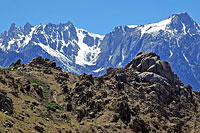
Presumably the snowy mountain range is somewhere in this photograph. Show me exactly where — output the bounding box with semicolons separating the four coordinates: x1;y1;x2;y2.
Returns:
0;12;200;90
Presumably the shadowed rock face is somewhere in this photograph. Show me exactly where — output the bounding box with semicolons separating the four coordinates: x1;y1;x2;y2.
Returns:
1;52;200;132
0;92;13;114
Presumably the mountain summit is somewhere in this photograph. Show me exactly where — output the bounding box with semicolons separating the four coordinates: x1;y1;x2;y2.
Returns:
97;12;200;90
0;12;199;90
169;12;200;34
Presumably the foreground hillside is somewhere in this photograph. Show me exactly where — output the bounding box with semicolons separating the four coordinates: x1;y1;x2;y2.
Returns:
0;52;200;132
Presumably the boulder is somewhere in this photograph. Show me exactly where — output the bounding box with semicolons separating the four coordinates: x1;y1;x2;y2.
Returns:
138;72;170;86
116;101;131;125
125;52;160;70
47;60;56;68
66;103;73;112
0;76;6;85
115;73;127;83
107;67;116;75
34;125;45;133
0;93;13;114
61;85;69;94
76;108;85;122
140;57;156;72
28;56;45;66
55;73;69;83
125;52;178;85
129;116;150;133
43;68;53;74
33;85;43;98
80;73;94;84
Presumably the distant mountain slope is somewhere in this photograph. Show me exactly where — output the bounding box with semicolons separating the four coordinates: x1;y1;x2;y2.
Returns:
0;12;200;90
96;12;200;90
0;22;104;74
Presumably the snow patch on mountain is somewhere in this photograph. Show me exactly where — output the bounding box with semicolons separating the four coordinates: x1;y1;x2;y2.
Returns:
109;56;112;61
118;50;125;67
198;24;200;32
181;22;187;34
127;25;138;29
35;42;72;63
169;50;173;58
138;17;172;37
93;67;104;73
176;39;180;47
22;26;38;47
183;53;189;63
75;28;103;66
87;31;104;40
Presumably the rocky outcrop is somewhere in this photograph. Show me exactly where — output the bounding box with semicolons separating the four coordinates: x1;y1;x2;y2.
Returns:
0;92;13;114
28;56;62;71
125;52;180;86
8;56;62;72
9;59;21;67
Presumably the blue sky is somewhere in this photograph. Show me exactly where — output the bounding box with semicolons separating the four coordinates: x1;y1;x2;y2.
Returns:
0;0;199;34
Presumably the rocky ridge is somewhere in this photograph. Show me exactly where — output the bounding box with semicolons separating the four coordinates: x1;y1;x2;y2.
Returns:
0;52;199;132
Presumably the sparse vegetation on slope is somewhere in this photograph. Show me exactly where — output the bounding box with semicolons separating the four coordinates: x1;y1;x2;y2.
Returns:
0;53;200;132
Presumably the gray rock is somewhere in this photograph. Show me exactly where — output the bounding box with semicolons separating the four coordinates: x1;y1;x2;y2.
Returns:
138;72;170;86
0;93;13;114
116;101;131;125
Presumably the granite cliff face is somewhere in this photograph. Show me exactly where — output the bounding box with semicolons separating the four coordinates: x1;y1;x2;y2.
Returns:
0;13;200;90
0;53;200;132
0;21;104;74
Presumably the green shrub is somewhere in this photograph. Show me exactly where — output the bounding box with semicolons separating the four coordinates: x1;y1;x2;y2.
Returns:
47;102;62;111
30;79;45;86
7;66;19;71
36;65;46;69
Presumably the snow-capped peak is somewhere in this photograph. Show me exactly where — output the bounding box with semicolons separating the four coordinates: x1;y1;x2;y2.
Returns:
0;22;105;69
126;12;200;37
125;15;175;37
